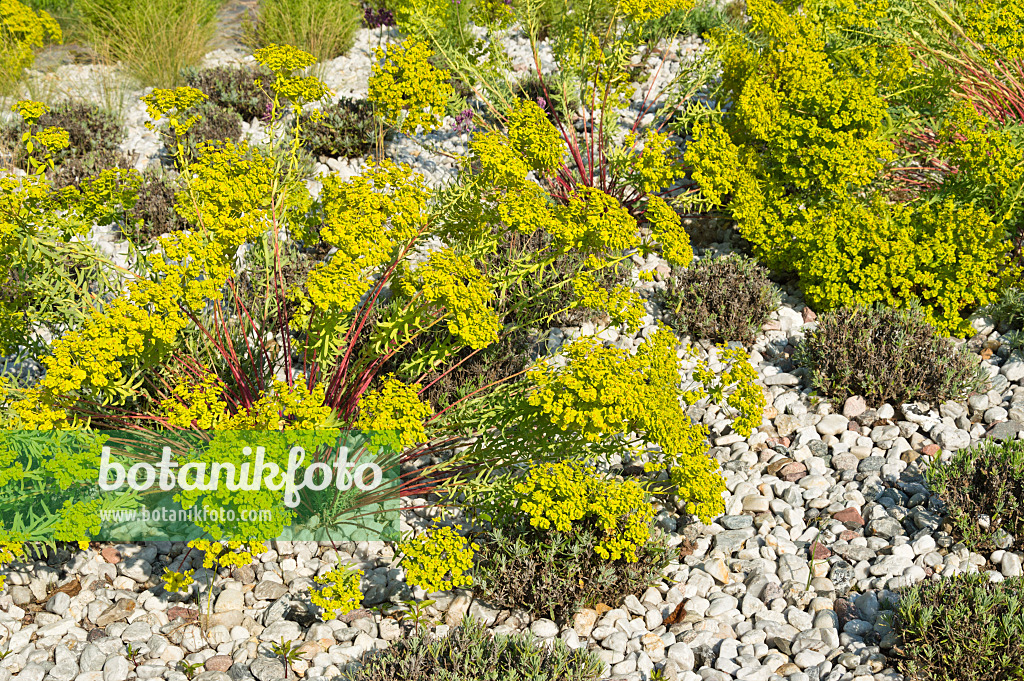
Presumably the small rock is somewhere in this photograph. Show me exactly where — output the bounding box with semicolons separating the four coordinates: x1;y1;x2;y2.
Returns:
530;619;559;638
96;599;136;627
249;659;286;681
102;657;131;681
205;657;233;673
843;396;868;419
47;592;71;616
215;590;245;613
101;548;121;565
816;414;849;437
253;582;288;602
1002;552;1023;578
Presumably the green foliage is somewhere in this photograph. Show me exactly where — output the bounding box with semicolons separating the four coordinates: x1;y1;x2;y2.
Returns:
183;65;275;121
0;0;61;92
656;253;781;345
269;638;303;679
793;304;986;407
0;431;137;550
891;572;1024;681
473;516;673;623
245;0;362;63
927;439;1024;553
339;616;605;681
299;98;376;159
75;0;222;86
123;169;189;243
988;287;1024;353
2;101;127;185
0;44;764;550
681;0;1016;336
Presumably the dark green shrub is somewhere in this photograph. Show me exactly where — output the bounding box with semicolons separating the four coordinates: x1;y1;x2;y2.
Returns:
245;0;362;63
655;253;781;345
123;170;188;243
340;616;604;681
473;520;673;624
48;149;134;189
793;305;986;407
890;572;1024;681
36;101;123;158
927;439;1024;553
299;98;375;159
182;65;274;121
1;101;130;186
163;102;243;168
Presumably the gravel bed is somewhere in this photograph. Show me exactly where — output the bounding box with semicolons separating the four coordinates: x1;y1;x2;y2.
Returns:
2;25;1024;681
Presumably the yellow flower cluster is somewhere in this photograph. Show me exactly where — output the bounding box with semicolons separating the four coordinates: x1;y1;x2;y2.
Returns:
627;131;678;195
617;0;694;23
187;540;265;569
526;327;762;524
551;186;640;254
368;37;454;134
0;0;61;85
141;86;208;136
398;247;501;350
399;522;478;593
253;43;317;72
692;345;766;438
495;183;560;236
355;374;433;452
253;44;332;118
571;270;646;334
665;448;726;523
11;99;47;123
175;141;280;248
959;0;1024;61
644;195;692;268
0;539;25;590
514;460;655;562
506;98;564;172
789;197;1008;336
296;160;431;331
310;565;364;620
161;569;195;594
527;326;678;447
470;131;532;190
162;373;332;431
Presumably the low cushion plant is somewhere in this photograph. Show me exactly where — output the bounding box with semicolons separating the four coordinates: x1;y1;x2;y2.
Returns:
469;461;673;622
655;253;781;345
927;439;1024;553
793;305;986;407
182;65;275;121
890;572;1024;681
299;98;376;159
340;616;605;681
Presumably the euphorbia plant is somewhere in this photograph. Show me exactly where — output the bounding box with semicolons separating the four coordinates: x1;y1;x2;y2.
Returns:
0;43;762;549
